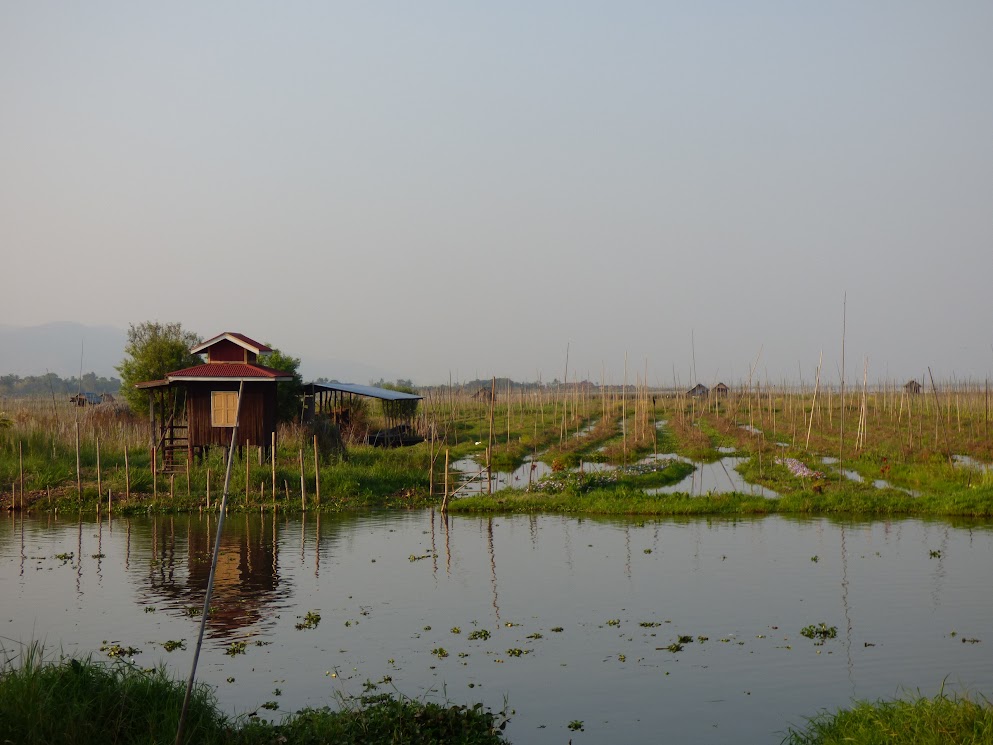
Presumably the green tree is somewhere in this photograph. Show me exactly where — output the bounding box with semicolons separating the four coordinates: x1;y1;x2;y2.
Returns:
262;345;304;423
116;322;202;415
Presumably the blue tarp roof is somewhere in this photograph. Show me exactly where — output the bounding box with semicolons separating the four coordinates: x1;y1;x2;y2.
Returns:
305;382;422;401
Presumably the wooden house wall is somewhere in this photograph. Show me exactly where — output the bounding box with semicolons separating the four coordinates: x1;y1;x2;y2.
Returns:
185;381;277;447
206;339;256;364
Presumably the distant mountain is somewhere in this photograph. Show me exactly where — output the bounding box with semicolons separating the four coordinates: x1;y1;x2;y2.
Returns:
0;322;127;377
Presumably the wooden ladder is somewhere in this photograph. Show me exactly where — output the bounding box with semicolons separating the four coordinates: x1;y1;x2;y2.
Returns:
160;423;189;473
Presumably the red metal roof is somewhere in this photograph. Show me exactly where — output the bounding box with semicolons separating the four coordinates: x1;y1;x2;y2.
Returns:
167;362;292;381
190;332;272;356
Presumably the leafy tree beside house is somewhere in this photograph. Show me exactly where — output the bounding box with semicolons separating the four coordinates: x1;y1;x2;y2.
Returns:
261;346;303;423
116;322;202;416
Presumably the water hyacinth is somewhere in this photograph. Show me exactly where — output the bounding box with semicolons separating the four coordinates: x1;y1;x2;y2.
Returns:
776;457;824;479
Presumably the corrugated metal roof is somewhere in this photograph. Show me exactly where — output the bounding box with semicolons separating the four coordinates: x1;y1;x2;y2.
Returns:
190;332;272;356
307;382;422;401
168;362;292;381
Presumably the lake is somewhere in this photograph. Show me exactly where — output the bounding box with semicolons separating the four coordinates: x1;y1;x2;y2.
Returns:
2;509;991;744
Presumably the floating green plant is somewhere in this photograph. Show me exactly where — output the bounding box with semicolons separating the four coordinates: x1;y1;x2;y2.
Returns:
295;611;321;630
800;623;838;640
101;644;140;658
468;630;490;641
431;648;449;658
162;640;185;652
225;641;248;656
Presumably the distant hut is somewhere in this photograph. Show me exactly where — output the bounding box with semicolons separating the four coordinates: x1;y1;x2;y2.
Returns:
136;332;293;472
471;386;495;402
904;379;922;395
713;382;729;397
687;383;709;398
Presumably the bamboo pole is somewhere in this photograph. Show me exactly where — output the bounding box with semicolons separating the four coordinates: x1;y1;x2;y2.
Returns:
124;448;131;500
75;422;82;499
299;449;306;511
19;441;24;510
441;449;450;513
246;440;250;502
487;377;495;495
839;294;846;483
313;435;320;506
96;437;102;501
271;431;277;502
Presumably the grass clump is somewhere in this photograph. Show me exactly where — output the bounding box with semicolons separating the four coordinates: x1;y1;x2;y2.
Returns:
785;689;993;744
0;645;226;745
0;646;511;745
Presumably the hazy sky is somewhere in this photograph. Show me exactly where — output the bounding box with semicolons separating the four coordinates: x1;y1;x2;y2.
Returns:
2;2;991;385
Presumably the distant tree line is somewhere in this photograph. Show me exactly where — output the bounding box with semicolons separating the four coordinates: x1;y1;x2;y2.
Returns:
0;372;121;398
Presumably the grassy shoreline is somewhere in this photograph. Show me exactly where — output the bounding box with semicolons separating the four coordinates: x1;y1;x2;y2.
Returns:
0;648;510;745
447;482;993;518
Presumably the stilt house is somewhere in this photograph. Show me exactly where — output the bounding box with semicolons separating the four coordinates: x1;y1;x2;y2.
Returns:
136;332;293;471
687;383;709;397
905;380;922;395
713;382;729;397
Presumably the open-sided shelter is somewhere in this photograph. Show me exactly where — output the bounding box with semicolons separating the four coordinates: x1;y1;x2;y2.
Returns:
136;332;293;471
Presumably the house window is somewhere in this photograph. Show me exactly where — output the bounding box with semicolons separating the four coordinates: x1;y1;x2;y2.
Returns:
211;391;239;427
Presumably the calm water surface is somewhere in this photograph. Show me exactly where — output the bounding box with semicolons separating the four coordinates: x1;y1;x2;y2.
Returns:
2;510;991;744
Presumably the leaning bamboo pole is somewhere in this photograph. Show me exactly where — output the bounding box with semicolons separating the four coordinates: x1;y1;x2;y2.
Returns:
176;381;244;745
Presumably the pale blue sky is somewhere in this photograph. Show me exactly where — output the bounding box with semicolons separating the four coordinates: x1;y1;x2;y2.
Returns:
2;2;991;385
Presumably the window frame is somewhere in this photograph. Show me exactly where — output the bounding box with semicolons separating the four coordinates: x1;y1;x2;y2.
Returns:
210;391;239;427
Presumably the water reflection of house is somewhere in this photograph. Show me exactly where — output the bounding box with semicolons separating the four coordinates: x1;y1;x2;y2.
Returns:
140;514;285;637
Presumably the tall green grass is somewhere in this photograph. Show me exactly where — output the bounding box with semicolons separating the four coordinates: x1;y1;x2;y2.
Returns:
784;689;993;745
0;646;511;745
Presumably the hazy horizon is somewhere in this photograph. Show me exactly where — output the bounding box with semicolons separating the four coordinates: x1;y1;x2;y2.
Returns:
3;4;991;386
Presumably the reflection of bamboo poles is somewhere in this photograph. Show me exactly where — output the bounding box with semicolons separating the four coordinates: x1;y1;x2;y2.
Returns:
487;518;500;622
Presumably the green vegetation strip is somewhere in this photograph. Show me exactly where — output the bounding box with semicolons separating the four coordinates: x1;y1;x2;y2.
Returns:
0;648;509;745
448;483;993;517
